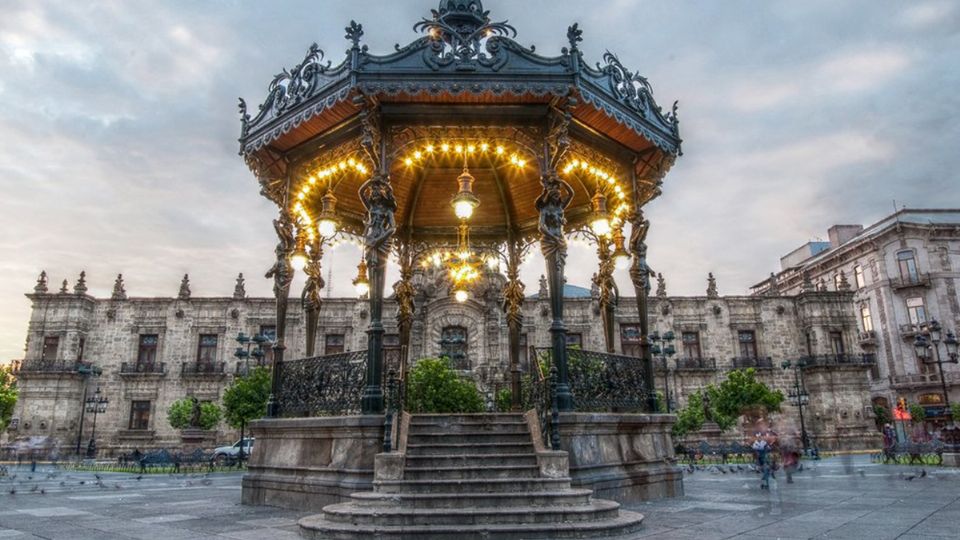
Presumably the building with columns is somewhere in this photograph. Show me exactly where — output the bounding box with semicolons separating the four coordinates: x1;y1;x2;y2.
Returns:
8;265;880;456
751;208;960;426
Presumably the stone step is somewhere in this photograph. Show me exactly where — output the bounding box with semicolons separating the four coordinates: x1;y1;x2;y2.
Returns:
350;489;594;509
406;442;534;456
321;499;621;526
408;431;533;445
403;464;540;480
375;477;571;494
299;510;645;539
410;413;526;424
408;421;531;435
404;453;538;468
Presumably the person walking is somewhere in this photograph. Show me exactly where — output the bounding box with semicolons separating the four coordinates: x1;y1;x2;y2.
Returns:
780;433;801;484
752;433;772;490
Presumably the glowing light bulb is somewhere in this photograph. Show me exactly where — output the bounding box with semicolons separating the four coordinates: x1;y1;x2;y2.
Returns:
590;216;611;236
426;144;434;152
413;151;422;159
317;219;337;239
495;146;504;154
441;143;450;152
404;158;413;166
290;252;307;272
454;289;468;303
355;281;370;296
615;253;631;270
480;142;489;151
454;199;475;220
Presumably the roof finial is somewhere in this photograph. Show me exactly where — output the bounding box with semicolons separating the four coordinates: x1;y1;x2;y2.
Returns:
59;279;69;294
706;272;718;298
112;274;127;300
74;271;88;295
838;270;851;291
178;274;191;300
764;272;780;297
801;271;815;293
34;271;48;294
233;273;247;299
656;272;667;298
566;23;583;53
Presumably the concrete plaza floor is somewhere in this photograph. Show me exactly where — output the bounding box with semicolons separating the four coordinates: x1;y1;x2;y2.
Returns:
0;455;957;539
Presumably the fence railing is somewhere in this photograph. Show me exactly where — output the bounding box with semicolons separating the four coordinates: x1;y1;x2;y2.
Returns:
532;347;648;413
799;353;876;368
522;347;559;450
181;362;225;376
731;356;773;369
676;357;717;370
120;362;166;375
16;360;86;374
275;350;367;417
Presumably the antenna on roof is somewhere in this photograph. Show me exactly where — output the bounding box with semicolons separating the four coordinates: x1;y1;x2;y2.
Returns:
327;267;333;298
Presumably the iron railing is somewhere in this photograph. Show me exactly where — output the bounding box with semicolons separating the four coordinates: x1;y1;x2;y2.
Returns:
676;357;717;370
383;369;406;452
889;273;930;290
731;356;773;369
275;350;367;417
522;347;559;450
799;353;876;368
534;347;648;413
181;362;225;376
120;362;166;375
16;360;87;374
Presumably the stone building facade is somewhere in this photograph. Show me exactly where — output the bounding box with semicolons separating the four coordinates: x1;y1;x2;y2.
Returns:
751;209;960;426
8;265;880;456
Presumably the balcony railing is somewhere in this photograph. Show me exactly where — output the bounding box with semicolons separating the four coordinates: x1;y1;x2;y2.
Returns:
900;324;922;338
181;362;225;377
731;356;773;369
799;353;876;368
120;362;166;375
676;357;717;370
858;330;877;345
891;371;960;389
889;273;930;290
15;360;97;375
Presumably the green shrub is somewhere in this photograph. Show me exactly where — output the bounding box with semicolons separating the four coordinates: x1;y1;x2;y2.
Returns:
952;403;960;423
671;391;706;438
873;404;891;429
168;398;222;430
223;366;271;428
406;357;484;413
908;403;926;423
495;388;513;412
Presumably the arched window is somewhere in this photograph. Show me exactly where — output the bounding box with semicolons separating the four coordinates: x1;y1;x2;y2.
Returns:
440;326;468;370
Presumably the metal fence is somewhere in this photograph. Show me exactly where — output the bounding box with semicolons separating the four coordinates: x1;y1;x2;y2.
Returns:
533;347;648;413
275;350;367;417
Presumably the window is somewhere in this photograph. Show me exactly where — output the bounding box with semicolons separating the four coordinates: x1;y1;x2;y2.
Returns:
440;326;468;369
128;400;151;430
41;336;59;361
325;334;345;355
620;324;642;357
565;333;583;348
77;337;85;361
897;250;919;283
681;332;701;359
830;331;844;355
259;325;277;364
906;297;927;326
738;330;757;358
861;306;873;332
196;334;218;364
137;335;158;366
854;265;865;289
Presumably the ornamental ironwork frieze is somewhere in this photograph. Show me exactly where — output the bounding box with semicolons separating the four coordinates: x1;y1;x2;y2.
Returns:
414;1;517;72
265;209;295;300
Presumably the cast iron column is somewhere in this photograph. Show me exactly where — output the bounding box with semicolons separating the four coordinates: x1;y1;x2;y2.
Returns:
302;235;324;357
394;240;415;380
628;210;658;413
503;239;525;410
360;172;397;414
265;208;295;417
594;235;617;353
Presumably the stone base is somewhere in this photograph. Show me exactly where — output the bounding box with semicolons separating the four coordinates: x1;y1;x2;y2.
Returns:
558;412;683;502
942;452;960;468
241;415;384;512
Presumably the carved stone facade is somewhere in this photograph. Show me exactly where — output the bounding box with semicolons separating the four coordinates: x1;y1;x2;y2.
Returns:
752;209;960;426
9;266;879;454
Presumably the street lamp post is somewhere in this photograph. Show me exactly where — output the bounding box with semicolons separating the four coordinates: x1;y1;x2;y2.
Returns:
74;363;102;458
233;332;268;464
85;387;108;458
914;320;959;423
781;358;811;454
649;331;676;412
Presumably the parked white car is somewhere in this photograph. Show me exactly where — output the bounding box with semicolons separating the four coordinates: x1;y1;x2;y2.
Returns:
212;438;254;464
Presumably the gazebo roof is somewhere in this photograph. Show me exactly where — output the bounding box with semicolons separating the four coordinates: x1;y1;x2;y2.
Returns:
239;0;681;244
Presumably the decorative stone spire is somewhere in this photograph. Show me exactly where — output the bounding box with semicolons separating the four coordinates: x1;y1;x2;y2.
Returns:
764;272;780;296
838;270;851;291
34;271;48;293
656;272;667;298
233;273;246;299
817;277;827;292
801;272;815;293
706;273;718;298
538;274;548;298
178;274;191;300
111;274;127;300
74;271;88;295
59;279;69;294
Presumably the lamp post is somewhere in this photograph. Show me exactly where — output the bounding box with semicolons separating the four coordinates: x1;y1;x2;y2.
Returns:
233;332;268;464
781;358;811;454
914;319;959;423
84;387;108;458
649;331;676;412
74;363;102;458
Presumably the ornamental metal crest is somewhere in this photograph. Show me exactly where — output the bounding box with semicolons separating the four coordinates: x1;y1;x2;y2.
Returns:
414;0;517;71
262;43;332;116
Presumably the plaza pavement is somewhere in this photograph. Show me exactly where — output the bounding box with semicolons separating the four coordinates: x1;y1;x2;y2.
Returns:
0;455;957;539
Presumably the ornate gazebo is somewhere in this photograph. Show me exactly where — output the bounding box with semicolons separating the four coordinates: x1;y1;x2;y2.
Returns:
240;0;680;418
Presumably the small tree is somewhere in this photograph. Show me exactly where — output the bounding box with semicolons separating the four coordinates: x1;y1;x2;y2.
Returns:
0;365;17;431
908;403;926;424
952;403;960;423
406;357;484;413
707;368;784;430
222;366;271;431
168;398;222;431
873;404;891;430
671;390;706;438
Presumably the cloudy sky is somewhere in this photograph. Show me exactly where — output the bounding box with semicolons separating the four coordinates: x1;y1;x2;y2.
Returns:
1;0;958;362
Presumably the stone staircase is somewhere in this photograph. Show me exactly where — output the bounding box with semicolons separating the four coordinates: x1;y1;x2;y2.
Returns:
299;413;644;539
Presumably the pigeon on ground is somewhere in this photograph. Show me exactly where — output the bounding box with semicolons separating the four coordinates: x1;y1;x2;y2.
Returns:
920;469;927;478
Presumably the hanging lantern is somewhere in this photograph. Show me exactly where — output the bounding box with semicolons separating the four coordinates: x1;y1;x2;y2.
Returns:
590;190;611;236
453;288;469;303
612;227;631;270
451;167;480;220
290;229;309;271
352;259;370;296
316;190;339;239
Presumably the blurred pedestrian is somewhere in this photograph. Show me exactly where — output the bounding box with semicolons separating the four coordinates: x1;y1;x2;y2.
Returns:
781;433;801;484
752;433;772;490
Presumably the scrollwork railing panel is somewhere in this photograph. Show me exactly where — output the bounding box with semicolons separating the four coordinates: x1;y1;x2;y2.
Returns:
276;350;368;417
534;347;647;413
